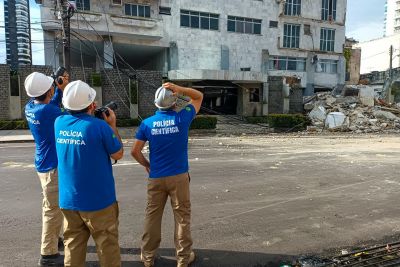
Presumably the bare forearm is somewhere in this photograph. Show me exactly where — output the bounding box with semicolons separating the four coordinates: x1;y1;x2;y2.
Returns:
178;86;203;101
132;151;150;169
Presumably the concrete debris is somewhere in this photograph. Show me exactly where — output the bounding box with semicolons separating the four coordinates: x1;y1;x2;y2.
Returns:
325;112;347;129
305;91;400;133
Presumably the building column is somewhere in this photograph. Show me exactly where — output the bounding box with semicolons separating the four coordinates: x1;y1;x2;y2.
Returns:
262;82;268;116
44;31;60;69
104;38;114;69
305;53;315;96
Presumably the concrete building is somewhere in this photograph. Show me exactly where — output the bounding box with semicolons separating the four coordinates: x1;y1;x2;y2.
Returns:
36;0;347;116
344;38;361;85
356;34;400;75
384;0;400;36
4;0;32;69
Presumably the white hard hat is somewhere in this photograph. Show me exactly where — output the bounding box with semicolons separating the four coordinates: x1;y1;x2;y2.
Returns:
154;86;177;110
24;72;54;97
62;80;96;110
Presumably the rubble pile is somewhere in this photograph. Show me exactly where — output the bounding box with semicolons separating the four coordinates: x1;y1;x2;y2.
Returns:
305;89;400;133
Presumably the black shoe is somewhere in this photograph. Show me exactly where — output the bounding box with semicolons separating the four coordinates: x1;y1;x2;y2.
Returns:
58;237;64;250
38;253;64;266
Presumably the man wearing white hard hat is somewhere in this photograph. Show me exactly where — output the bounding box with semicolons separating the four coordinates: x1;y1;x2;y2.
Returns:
24;72;66;266
131;82;203;267
54;80;123;267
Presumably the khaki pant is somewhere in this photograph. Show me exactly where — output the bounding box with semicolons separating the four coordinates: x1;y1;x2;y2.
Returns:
37;169;63;255
61;202;120;267
142;173;193;267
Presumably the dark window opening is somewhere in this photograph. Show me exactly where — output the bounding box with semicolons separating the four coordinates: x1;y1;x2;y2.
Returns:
10;73;20;97
249;88;260;102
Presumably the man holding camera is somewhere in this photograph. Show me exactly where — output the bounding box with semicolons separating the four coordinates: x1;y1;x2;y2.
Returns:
131;82;203;267
53;67;70;92
24;72;66;266
55;80;123;267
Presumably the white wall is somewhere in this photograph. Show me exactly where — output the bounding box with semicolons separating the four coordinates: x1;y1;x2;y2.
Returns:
356;34;400;74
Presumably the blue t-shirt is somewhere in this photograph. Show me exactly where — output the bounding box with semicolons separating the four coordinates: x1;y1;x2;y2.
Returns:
55;113;122;211
25;88;64;173
136;104;196;178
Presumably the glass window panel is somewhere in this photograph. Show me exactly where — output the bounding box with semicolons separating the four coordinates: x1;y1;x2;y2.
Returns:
191;15;199;28
268;60;275;70
254;23;261;34
138;5;144;17
210;14;219;18
191;11;199;16
297;60;306;71
237;17;245;21
287;59;297;70
181;14;189;27
125;4;132;16
181;10;190;14
278;59;287;70
227;20;235;31
201;17;209;29
132;5;137;16
245;22;252;33
200;12;208;17
144;6;150;17
210;18;219;30
236;21;244;33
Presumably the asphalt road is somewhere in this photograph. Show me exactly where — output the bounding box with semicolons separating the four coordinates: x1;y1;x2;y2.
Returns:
1;135;400;267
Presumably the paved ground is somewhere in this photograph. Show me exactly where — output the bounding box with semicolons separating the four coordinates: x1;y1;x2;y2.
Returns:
1;134;400;267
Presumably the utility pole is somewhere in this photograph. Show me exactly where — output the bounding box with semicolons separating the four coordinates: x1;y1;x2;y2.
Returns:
387;45;394;103
58;0;71;73
389;45;393;81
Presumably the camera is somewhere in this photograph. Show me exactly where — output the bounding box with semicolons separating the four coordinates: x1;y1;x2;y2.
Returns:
94;101;118;119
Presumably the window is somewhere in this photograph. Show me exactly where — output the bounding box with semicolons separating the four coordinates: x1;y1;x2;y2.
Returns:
269;21;278;28
249;88;260;102
76;0;90;11
319;59;338;73
180;10;219;30
159;6;171;15
124;4;150;18
283;24;300;48
227;16;261;34
284;0;301;16
268;56;306;71
111;0;122;5
321;0;336;21
320;28;335;52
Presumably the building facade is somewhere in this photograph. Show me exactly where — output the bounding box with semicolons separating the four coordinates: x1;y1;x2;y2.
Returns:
4;0;32;69
37;0;346;116
384;0;400;36
356;34;400;75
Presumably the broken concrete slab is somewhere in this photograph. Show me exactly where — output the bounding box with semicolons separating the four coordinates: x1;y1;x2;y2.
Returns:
309;106;327;122
373;110;399;121
325;112;347;129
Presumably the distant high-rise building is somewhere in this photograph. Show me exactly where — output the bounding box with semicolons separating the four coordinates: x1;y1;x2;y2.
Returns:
384;0;400;36
4;0;32;69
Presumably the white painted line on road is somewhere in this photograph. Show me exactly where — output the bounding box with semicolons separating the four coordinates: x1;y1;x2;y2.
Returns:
113;162;140;167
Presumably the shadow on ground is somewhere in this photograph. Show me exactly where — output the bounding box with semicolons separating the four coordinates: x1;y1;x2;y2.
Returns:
86;246;296;267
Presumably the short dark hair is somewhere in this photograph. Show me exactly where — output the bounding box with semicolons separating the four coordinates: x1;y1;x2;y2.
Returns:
54;67;68;79
34;89;51;101
67;105;90;114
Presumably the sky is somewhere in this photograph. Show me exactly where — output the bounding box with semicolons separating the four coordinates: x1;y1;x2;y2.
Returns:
0;0;389;65
346;0;386;42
